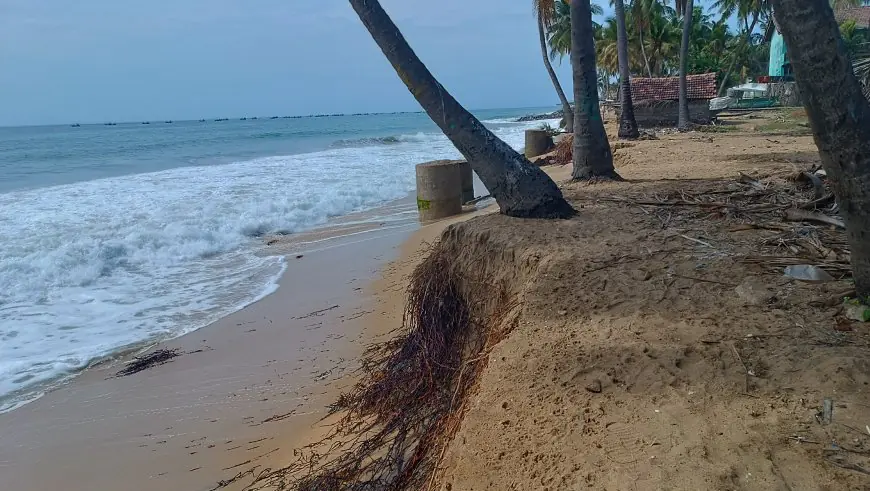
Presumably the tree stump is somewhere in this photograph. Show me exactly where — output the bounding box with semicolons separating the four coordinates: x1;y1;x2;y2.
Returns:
416;160;462;221
524;129;554;158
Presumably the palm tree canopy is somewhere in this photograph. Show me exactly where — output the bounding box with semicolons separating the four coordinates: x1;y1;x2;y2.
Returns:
546;0;771;88
713;0;771;21
534;0;559;26
547;0;603;61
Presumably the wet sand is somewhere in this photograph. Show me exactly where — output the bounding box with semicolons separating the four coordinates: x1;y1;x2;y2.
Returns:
0;195;489;491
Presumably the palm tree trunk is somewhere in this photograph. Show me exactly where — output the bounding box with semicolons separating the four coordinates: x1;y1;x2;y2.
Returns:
717;14;758;96
763;18;775;44
638;26;654;78
677;0;694;130
614;0;640;139
771;0;870;298
348;0;573;218
538;16;574;132
571;0;619;179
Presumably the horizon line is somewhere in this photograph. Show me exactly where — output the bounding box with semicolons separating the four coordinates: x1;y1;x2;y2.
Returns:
0;104;561;129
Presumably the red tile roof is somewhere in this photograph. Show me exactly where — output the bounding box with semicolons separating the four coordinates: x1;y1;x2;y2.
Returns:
835;6;870;27
630;73;718;101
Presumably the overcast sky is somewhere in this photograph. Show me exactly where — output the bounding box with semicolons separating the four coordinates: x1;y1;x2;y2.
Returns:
0;1;722;127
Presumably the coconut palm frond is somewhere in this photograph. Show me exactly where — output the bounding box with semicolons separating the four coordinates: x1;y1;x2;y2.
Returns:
546;0;603;62
854;44;870;99
534;0;559;27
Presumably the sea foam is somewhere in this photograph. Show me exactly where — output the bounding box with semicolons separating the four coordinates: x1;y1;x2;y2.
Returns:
0;117;552;412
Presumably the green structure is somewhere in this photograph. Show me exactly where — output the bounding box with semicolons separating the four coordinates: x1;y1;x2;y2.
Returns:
768;31;789;77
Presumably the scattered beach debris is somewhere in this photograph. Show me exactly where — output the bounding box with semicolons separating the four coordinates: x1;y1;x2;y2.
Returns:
115;348;180;377
465;194;492;206
552;133;574;165
585;378;603;393
844;299;870;322
597;167;852;281
784;265;835;283
784;209;845;229
734;277;775;306
821;398;834;425
294;305;339;320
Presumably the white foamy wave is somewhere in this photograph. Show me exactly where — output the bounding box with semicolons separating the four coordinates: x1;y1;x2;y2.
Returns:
480;117;523;124
0;116;543;412
396;132;434;142
482;116;564;128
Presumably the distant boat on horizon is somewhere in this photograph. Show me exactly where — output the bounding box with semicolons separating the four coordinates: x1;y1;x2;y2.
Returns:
240;117;247;121
199;119;207;122
103;122;117;126
164;120;173;124
141;122;150;125
70;123;81;128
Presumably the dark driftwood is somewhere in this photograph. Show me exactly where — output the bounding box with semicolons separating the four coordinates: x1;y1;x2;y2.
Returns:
115;349;180;377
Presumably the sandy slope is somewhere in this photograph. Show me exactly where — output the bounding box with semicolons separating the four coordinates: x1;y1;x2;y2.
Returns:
435;113;870;490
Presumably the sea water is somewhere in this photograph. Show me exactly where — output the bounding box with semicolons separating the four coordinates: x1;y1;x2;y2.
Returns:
0;108;559;412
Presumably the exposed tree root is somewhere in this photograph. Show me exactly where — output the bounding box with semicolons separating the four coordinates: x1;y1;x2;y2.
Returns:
220;243;517;490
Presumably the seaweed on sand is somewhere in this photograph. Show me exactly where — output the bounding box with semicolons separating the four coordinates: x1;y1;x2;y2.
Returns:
115;348;181;377
223;243;516;491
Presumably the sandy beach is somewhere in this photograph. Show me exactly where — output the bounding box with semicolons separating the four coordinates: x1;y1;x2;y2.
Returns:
7;111;870;491
0;191;487;491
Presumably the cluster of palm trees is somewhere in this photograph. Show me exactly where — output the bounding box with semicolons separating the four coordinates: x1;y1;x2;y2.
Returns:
538;0;868;126
536;0;708;131
536;0;780;132
348;0;870;298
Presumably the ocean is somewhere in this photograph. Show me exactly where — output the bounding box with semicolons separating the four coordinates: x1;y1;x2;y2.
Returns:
0;107;559;412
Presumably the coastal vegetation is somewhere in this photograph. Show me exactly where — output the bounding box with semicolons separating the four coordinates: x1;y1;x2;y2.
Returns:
543;0;787;100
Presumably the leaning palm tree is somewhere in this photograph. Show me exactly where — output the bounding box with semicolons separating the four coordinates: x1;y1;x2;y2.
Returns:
571;0;621;179
348;0;573;218
614;0;641;138
676;0;695;130
770;0;870;298
535;0;574;132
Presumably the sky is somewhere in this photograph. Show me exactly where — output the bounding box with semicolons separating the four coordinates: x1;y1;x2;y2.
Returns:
0;1;579;126
0;0;726;127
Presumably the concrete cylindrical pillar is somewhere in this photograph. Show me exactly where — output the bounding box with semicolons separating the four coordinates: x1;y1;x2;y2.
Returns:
457;160;474;204
524;129;554;158
416;160;462;221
